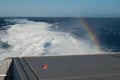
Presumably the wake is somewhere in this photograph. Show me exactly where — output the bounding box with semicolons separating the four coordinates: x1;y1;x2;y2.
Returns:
0;19;102;62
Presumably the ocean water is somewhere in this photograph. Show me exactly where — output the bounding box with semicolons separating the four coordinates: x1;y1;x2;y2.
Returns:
0;17;120;62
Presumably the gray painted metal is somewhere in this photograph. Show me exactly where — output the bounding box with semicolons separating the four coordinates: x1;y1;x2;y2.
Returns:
1;54;120;80
13;58;39;80
17;54;120;80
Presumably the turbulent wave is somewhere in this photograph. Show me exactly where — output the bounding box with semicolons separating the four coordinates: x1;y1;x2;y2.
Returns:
0;19;103;62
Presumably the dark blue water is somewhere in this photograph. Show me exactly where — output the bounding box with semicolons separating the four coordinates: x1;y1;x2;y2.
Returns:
0;17;120;52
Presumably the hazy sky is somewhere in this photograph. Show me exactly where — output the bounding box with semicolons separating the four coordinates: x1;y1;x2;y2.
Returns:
0;0;120;17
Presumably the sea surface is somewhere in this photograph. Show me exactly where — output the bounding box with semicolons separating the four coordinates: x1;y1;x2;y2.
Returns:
0;17;120;62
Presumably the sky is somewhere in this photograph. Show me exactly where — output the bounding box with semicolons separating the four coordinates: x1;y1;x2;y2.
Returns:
0;0;120;17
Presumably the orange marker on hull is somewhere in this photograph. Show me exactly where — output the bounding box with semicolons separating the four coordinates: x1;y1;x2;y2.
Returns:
42;64;48;70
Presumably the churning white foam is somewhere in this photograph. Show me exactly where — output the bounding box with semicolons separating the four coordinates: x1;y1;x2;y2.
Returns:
0;19;102;61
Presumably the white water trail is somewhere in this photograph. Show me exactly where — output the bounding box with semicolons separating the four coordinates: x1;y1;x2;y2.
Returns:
0;19;102;62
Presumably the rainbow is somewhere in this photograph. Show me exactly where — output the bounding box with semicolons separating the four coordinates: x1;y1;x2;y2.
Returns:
80;18;101;52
